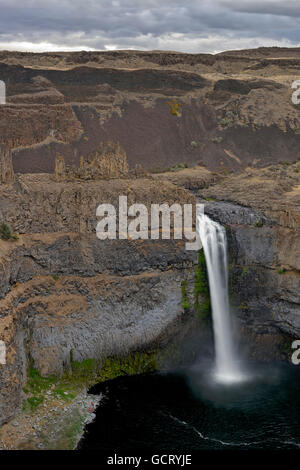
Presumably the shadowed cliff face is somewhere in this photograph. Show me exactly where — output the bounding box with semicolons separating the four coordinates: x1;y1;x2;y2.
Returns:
0;48;300;174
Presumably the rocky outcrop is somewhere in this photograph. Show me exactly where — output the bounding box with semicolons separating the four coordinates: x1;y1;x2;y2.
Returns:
0;174;194;234
54;142;129;181
0;145;14;184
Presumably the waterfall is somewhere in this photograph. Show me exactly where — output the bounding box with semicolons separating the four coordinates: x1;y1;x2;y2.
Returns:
197;212;243;383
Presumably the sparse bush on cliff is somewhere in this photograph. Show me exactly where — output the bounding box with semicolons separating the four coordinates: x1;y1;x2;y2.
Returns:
254;220;263;227
219;110;235;129
211;136;223;144
239;267;248;279
220;118;229;127
168;99;182;116
170;162;188;172
278;268;287;275
0;222;18;241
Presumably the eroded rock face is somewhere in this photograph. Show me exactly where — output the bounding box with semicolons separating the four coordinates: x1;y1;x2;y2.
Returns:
0;177;198;425
0;145;14;184
1;48;300;174
0;174;195;234
0;236;197;425
54;142;129;182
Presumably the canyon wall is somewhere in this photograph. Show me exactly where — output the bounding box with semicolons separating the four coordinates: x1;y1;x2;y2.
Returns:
0;49;300;175
0;175;199;425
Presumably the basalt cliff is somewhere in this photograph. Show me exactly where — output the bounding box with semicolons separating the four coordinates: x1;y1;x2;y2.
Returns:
0;47;300;174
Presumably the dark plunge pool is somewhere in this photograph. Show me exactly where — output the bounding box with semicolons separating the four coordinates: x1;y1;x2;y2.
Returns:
77;362;300;451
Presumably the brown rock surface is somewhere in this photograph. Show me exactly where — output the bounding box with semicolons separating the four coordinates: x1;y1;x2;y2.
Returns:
0;48;299;174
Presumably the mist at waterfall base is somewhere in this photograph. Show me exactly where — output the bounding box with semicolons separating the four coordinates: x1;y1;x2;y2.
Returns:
78;214;300;451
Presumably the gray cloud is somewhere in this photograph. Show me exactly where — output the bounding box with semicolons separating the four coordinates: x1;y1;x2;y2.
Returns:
0;0;299;52
220;0;300;18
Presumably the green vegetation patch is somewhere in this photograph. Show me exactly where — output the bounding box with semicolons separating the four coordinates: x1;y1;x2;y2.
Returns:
22;365;80;413
254;220;263;227
194;250;211;321
181;279;190;311
278;268;287;275
23;351;158;413
98;352;158;382
239;267;248;279
23;395;44;413
0;222;18;241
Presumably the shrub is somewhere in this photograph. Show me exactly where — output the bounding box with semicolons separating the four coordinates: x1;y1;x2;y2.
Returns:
0;223;18;241
168;99;182;116
170;162;188;172
278;268;287;275
211;136;223;144
219;110;235;128
220;118;229;127
255;220;263;227
240;267;248;279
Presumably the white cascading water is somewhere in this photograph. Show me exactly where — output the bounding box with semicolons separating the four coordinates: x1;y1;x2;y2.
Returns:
197;212;244;384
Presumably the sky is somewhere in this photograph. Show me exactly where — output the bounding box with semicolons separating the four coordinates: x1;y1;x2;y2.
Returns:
0;0;300;53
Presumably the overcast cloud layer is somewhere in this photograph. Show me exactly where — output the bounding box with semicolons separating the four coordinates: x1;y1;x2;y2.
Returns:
0;0;300;53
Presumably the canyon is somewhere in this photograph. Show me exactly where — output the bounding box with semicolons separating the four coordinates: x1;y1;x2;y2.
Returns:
0;47;299;449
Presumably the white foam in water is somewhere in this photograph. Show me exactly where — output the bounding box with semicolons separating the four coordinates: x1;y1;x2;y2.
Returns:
197;212;246;385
